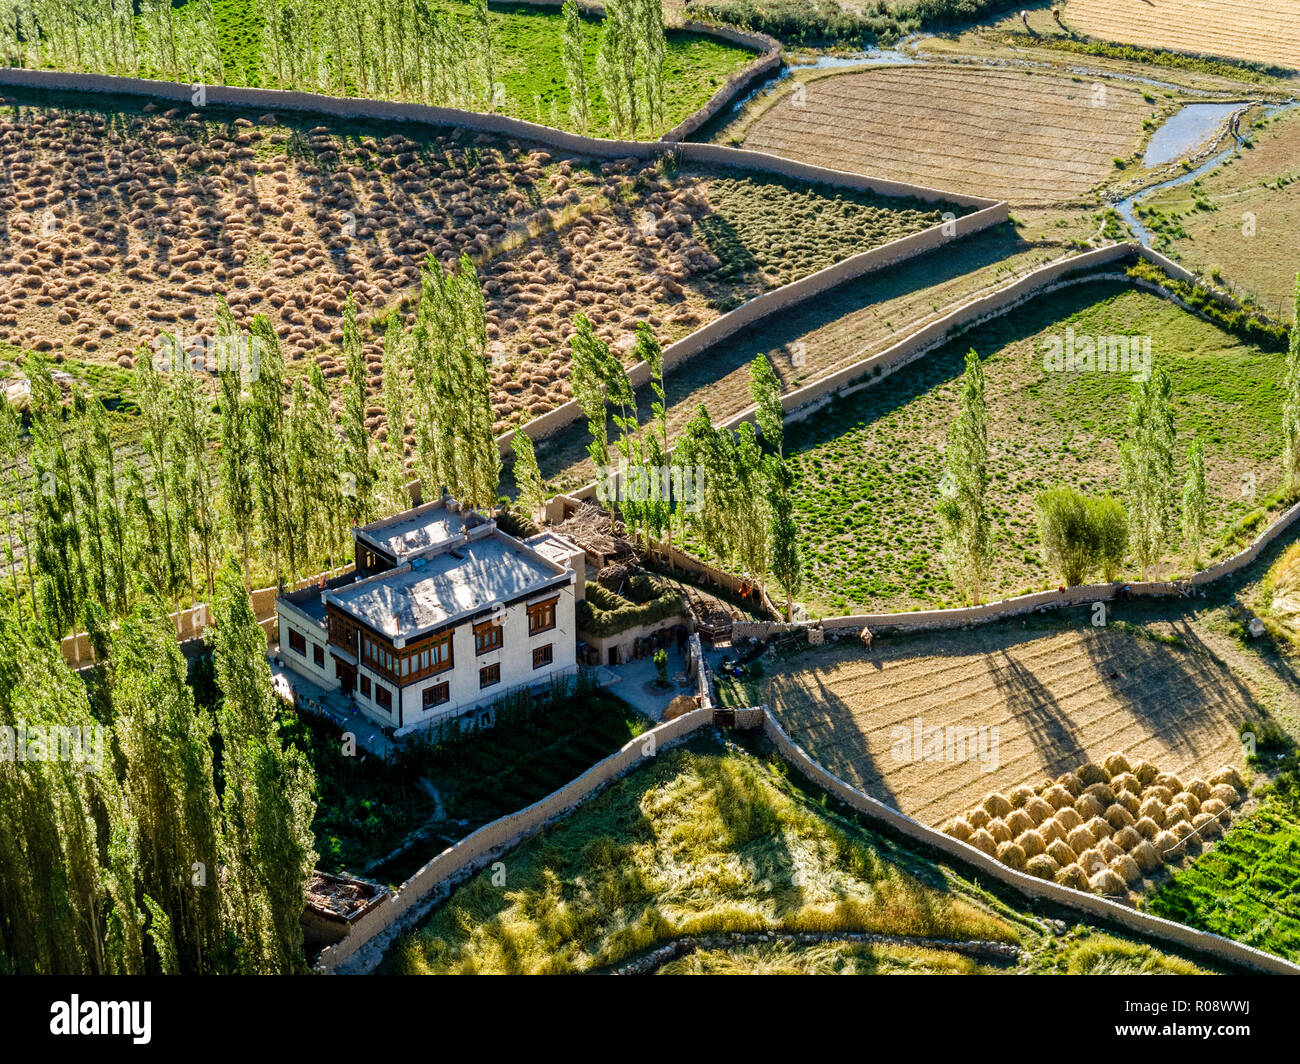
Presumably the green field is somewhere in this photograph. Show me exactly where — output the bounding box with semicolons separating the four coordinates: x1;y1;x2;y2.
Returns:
786;278;1288;615
285;682;648;883
390;735;1224;974
1145;764;1300;962
203;0;753;136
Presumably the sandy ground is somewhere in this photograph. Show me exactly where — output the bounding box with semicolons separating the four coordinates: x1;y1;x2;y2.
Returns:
763;621;1264;828
737;66;1153;205
1063;0;1300;74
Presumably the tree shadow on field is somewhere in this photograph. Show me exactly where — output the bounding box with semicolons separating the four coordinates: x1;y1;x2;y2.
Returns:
986;647;1089;773
765;663;902;814
1080;621;1265;763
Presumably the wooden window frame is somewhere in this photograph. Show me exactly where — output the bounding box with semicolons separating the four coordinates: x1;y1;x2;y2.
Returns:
479;662;501;689
532;643;553;670
527;596;559;636
375;683;392;710
422;682;450;710
474;618;503;656
402;628;454;684
359;675;371;698
313;642;325;667
288;628;306;655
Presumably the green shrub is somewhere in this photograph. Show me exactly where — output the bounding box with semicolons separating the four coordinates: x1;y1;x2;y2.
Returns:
1035;487;1128;586
1128;261;1290;351
576;575;685;637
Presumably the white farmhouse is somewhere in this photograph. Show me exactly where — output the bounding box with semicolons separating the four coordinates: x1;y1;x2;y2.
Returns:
275;498;584;737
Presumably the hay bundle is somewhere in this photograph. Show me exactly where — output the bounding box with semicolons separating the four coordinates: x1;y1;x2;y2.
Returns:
1008;784;1035;808
1134;816;1161;840
1132;759;1159;787
1154;772;1184;794
1025;854;1060;880
1191;812;1223;838
1114;791;1141;817
982;792;1013;818
1024;796;1055;825
1173;791;1201;815
1163;804;1189;828
1110;772;1142;796
1085;816;1113;842
1089;867;1127;896
1076;847;1105;877
1042;785;1074;810
1055;863;1090;891
1038;818;1066;845
969;828;997;856
1055;807;1084;832
1199;797;1228;818
1209;766;1245;791
1105;804;1135;831
1152;829;1179;854
1130;839;1160;873
1046;839;1076;866
943;818;973;842
1210;783;1241;806
1006;808;1035;837
1172;821;1198;848
1066;825;1095;853
1055;772;1084;797
1111;853;1142;885
1144;785;1175;805
986;818;1013;844
1018;829;1047;858
967;807;991;830
1084;782;1116;805
1185;778;1211;803
997;841;1027;870
1113;825;1142;852
1138;797;1166;825
1076;762;1109;787
1103;752;1133;778
1097;837;1124;863
1075;793;1106;820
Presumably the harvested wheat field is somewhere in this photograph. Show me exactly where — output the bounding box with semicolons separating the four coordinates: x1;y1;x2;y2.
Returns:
0;90;958;436
743;622;1261;829
737;66;1154;205
1064;0;1300;74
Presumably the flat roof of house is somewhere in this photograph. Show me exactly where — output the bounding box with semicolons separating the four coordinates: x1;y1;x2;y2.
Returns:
524;530;584;567
353;500;481;562
326;531;569;641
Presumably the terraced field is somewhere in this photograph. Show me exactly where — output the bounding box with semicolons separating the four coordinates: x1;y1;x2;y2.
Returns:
734;66;1156;205
0;90;957;438
718;620;1262;831
390;736;1228;974
1063;0;1300;75
784;279;1286;614
1139;107;1300;320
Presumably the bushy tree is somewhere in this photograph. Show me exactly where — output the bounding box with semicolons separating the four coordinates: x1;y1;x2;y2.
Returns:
936;349;992;605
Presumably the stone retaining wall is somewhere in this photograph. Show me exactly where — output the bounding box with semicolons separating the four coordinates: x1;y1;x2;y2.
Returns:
760;708;1300;975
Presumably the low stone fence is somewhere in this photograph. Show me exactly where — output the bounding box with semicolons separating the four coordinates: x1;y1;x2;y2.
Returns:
759;708;1300;975
314;705;716;973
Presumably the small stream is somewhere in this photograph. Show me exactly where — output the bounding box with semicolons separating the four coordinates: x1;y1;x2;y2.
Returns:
1114;99;1299;245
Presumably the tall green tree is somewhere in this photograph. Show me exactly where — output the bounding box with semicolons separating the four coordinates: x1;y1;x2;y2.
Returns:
211;557;316;974
1182;435;1208;570
561;1;589;134
379;313;411;517
215;299;256;584
248;316;298;586
511;428;546;520
1120;363;1177;580
936;349;992;605
1283;273;1300;496
339;295;376;530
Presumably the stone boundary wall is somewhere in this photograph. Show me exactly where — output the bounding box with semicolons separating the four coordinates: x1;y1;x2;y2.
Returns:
759;708;1300;975
314;704;716;973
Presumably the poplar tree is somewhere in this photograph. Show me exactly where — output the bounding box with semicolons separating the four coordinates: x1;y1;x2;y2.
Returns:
936;349;992;605
339;295;376;530
1283;273;1300;496
211;558;316;974
1120;363;1177;580
216;299;255;583
511;428;546;520
379;313;411;516
0;399;31;621
1182;435;1208;570
570;312;614;496
561;1;590;134
248;316;297;586
171;365;219;599
113;589;222;974
134;344;178;599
